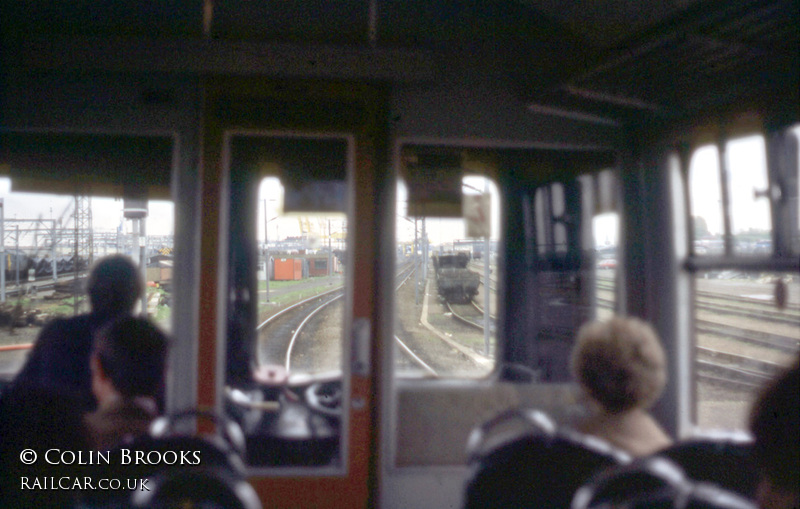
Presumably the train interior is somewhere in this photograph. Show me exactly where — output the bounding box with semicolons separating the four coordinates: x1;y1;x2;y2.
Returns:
1;1;798;507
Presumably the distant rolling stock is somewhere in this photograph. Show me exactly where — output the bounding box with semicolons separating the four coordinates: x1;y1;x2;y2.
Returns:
433;252;480;304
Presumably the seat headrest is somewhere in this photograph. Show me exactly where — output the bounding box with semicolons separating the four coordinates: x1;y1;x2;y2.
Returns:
122;409;260;508
657;434;758;499
570;457;758;509
466;407;557;463
571;456;690;509
464;409;629;509
685;482;757;509
150;408;247;460
130;468;262;509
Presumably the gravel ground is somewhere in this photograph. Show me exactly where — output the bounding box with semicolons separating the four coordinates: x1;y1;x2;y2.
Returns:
395;274;491;377
696;380;757;430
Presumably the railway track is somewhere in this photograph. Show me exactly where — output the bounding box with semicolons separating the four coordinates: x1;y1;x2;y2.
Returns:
395;268;493;374
595;286;799;355
696;320;799;353
460;292;792;390
258;268;794;389
696;346;783;389
257;287;345;371
445;301;496;335
443;293;787;391
441;271;794;390
394;333;438;377
596;277;800;315
695;301;799;327
595;276;798;394
258;262;439;376
597;298;800;362
696;287;800;313
446;302;483;331
2;271;90;298
471;300;496;321
394;266;442;376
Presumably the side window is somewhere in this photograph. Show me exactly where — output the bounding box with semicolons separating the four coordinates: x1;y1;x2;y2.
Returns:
726;136;772;255
689;146;724;255
394;167;499;379
0;179;174;377
687;129;800;430
690;136;776;256
587;169;619;322
534;183;569;255
593;211;618;321
518;177;594;382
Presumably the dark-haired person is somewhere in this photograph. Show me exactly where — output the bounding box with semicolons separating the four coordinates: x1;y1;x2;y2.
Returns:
749;357;799;509
12;254;143;411
85;316;169;451
570;316;672;457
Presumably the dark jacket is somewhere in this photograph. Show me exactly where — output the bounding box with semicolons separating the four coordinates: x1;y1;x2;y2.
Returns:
11;311;123;411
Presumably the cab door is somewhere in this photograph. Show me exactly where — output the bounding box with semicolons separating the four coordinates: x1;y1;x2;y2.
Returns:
198;78;390;508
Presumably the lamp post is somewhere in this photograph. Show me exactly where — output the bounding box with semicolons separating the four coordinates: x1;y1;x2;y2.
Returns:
14;225;19;287
1;198;5;303
414;217;419;304
262;199;279;302
482;182;491;356
399;215;422;304
123;197;148;316
264;200;269;302
328;219;333;283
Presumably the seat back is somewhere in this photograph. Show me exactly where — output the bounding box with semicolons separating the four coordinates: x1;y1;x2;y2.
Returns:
658;431;758;499
130;466;262;509
571;457;757;509
685;482;757;509
571;456;691;509
464;408;629;509
79;409;261;509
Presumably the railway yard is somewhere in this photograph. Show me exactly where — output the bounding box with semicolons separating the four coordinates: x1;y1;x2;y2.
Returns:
597;272;799;428
2;261;798;432
252;261;798;432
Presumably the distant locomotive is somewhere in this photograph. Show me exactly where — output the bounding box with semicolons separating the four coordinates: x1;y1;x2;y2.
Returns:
432;252;480;304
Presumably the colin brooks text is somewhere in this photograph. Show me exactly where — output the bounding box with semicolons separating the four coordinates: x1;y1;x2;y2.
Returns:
36;449;201;466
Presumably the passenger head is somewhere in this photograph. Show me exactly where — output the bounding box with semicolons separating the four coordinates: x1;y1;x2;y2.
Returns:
571;316;667;414
749;358;799;509
90;316;168;404
87;254;143;316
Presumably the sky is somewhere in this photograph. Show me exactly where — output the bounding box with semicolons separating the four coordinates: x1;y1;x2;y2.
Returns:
689;135;771;237
394;175;501;246
257;177;347;247
0;178;175;238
